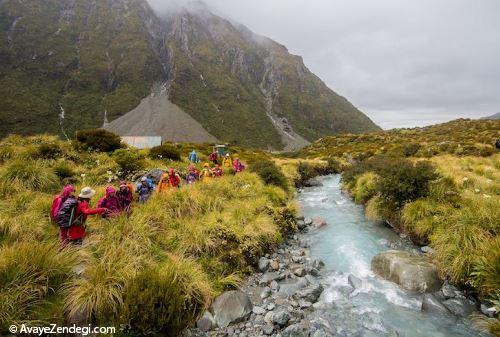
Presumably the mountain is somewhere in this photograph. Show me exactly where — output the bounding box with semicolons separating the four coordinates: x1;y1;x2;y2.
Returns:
0;0;380;149
481;112;500;120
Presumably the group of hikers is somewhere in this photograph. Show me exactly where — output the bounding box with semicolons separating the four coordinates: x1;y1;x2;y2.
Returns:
50;149;245;247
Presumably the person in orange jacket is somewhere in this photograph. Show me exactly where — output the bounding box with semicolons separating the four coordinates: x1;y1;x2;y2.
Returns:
158;169;181;192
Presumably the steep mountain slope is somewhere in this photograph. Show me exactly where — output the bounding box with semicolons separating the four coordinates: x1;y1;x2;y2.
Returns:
0;0;380;149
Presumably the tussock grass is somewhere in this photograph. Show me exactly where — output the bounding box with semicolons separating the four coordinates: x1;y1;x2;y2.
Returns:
0;135;294;334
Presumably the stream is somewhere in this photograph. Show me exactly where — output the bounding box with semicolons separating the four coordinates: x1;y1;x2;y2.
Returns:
298;175;484;337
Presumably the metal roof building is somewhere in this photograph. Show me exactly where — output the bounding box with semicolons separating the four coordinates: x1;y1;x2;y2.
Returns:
121;136;162;149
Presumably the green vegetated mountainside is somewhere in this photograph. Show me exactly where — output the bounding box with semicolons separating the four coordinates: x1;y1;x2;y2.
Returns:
297;119;500;160
0;0;380;149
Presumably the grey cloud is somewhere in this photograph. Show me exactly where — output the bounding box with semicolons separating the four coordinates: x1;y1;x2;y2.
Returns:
148;0;500;129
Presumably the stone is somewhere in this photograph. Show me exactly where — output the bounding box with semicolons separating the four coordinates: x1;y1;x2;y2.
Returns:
308;268;320;277
294;284;324;303
337;285;355;296
442;298;476;317
210;291;253;327
261;272;283;284
311;217;327;228
304;218;313;226
270;280;280;291
252;306;267;315
262;324;274;335
297;220;307;230
420;246;435;254
441;283;458;299
293;268;307;277
312;330;332;337
196;311;216;332
273;310;291;326
258;257;270;272
264;311;274;323
371;250;442;293
282;323;310;337
311;259;325;270
348;274;363;289
270;260;280;271
267;302;275;311
421;294;450;315
480;303;496;318
304;177;323;187
261;287;271;299
298;300;312;308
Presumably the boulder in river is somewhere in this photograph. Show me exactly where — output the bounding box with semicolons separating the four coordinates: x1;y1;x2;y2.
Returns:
371;250;442;293
348;274;363;289
210;291;253;327
312;217;327;228
304;177;324;187
196;311;216;332
441;297;477;317
294;284;324;303
421;294;451;315
258;257;270;272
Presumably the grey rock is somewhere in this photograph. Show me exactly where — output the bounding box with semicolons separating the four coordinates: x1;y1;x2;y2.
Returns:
266;302;275;311
252;306;267;315
420;246;435;254
264;311;274;323
442;298;476;317
282;323;310;337
304;177;323;187
270;260;280;271
371;250;442;293
261;287;271;299
196;311;216;332
304;218;313;226
261;272;283;284
348;274;363;289
262;324;274;335
210;291;253;327
441;283;458;299
294;284;324;303
421;294;450;315
311;259;325;270
273;310;291;326
311;217;327;228
270;280;280;291
480;303;496;318
258;257;270;272
312;330;332;337
297;220;307;230
337;285;355;296
305;275;320;285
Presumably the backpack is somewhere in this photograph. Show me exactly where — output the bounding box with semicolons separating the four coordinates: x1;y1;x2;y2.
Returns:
56;198;82;228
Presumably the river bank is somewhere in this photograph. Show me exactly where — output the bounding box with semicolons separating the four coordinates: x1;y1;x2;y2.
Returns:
185;175;490;337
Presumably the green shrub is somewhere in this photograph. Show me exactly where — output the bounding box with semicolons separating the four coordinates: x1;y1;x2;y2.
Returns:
149;144;181;161
36;143;62;160
377;160;438;209
53;161;76;180
113;149;145;174
297;162;318;182
0;160;59;192
75;129;123;153
403;143;421;157
250;158;288;191
353;172;378;204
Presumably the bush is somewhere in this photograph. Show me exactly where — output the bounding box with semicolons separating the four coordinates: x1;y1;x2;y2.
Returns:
250;158;289;191
53;161;76;180
297;162;318;182
403;143;421;157
36;143;62;160
377;160;438;209
75;129;123;153
353;172;378;204
149;144;181;161
0;160;59;192
113;149;145;174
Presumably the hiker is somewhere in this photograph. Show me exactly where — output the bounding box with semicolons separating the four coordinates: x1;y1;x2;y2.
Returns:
136;177;155;203
57;187;105;246
50;185;75;222
222;153;232;169
200;163;214;182
188;150;199;163
212;164;223;177
158;169;181;192
233;157;245;173
117;181;134;213
98;186;121;218
186;165;200;185
209;150;218;165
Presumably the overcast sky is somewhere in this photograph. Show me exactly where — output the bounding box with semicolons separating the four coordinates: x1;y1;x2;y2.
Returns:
149;0;500;129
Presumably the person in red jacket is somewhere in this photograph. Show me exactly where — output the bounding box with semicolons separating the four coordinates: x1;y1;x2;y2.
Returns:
66;187;106;245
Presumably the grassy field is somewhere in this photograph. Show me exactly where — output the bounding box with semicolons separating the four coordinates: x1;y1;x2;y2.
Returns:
0;134;297;336
293;119;500;334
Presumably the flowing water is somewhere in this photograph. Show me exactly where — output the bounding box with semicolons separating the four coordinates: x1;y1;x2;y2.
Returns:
298;175;485;337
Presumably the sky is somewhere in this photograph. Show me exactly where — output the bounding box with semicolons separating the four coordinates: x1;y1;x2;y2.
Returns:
148;0;500;129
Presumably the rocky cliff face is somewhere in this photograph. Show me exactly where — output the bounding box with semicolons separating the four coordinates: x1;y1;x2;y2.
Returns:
0;0;380;149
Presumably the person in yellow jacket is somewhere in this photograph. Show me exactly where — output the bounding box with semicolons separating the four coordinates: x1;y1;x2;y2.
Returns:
200;163;214;182
157;169;181;192
222;153;232;169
